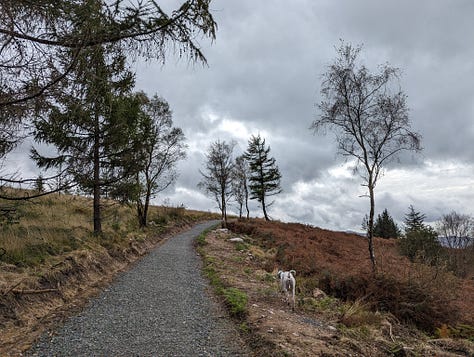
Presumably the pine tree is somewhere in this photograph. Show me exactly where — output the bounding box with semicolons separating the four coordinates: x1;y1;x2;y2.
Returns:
399;205;442;265
404;205;426;234
244;134;282;221
373;209;400;238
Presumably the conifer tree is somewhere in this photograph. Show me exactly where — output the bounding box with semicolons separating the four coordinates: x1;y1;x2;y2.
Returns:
244;134;282;221
399;205;442;265
0;0;216;199
404;205;426;234
373;208;400;238
31;43;141;234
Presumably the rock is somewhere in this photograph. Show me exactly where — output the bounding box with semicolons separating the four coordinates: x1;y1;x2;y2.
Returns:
229;237;244;243
312;288;327;299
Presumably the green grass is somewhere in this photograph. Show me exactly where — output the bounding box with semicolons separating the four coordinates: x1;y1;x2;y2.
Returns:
222;287;248;318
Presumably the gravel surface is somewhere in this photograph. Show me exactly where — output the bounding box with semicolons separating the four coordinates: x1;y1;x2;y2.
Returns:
27;221;250;357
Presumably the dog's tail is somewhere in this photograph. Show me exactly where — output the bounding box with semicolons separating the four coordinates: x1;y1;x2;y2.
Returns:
290;269;296;276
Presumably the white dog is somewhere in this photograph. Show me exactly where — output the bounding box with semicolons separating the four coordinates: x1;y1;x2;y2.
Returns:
277;269;296;310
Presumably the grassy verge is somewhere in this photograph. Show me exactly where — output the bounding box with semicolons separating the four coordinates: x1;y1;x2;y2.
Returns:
196;227;249;320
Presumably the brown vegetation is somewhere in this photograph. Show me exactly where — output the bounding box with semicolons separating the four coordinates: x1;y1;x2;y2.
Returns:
227;219;474;332
201;224;474;356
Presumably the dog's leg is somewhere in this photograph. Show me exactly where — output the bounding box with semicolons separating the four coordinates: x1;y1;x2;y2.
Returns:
291;284;295;311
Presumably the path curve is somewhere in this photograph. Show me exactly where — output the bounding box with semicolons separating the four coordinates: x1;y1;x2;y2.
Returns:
27;221;249;356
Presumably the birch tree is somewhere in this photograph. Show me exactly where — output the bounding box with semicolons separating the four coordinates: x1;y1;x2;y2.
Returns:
311;42;421;272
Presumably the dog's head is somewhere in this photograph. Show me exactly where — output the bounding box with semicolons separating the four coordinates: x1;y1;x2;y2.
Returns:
277;270;283;280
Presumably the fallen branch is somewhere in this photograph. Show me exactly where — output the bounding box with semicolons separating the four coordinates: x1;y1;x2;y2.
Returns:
2;279;24;296
11;288;59;294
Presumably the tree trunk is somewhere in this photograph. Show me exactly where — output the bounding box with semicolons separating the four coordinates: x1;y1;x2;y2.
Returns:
142;185;151;228
262;195;269;221
137;199;145;227
221;191;227;228
93;116;101;235
367;182;377;273
245;185;250;219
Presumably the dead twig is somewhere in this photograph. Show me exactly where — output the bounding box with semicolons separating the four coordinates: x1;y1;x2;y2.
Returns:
2;279;25;296
11;288;59;294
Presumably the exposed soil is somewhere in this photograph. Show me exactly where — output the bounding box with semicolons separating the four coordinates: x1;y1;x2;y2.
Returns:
201;221;474;356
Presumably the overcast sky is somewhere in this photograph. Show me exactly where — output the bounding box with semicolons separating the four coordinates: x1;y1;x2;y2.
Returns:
8;0;474;232
131;0;474;232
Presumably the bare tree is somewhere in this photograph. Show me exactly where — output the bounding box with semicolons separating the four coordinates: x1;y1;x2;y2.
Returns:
198;140;235;227
437;211;473;249
135;94;187;227
311;42;422;272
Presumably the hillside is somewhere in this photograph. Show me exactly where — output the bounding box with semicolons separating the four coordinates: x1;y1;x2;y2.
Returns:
198;219;474;356
1;191;473;356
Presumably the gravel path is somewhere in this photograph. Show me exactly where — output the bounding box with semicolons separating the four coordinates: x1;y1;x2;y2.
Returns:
27;221;249;357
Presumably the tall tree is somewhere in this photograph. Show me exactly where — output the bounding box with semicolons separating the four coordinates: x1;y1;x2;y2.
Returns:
244;134;282;221
311;42;422;272
133;94;187;227
0;0;216;196
373;208;400;238
31;43;141;234
231;155;250;219
404;205;426;234
198;140;235;227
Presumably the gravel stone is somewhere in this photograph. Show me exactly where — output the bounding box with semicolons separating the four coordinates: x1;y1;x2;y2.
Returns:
27;221;249;356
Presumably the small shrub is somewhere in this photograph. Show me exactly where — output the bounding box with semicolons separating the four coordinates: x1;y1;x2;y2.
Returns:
152;215;168;226
260;272;275;283
196;231;207;247
239;322;250;334
235;242;248;251
318;272;459;333
338;298;382;327
398;227;443;265
297;276;320;295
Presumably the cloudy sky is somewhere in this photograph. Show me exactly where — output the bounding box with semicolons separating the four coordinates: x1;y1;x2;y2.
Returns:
131;0;474;232
8;0;474;232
